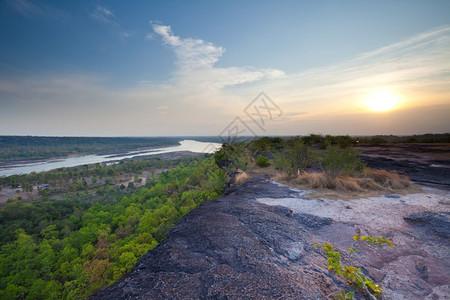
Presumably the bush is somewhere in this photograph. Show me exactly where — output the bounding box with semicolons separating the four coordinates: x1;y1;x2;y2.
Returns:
214;143;248;173
321;146;365;177
303;134;357;149
248;137;284;155
303;134;329;149
273;140;316;175
255;155;270;167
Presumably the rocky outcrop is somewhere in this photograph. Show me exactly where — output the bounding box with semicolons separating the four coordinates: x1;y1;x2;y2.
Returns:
359;144;450;189
92;175;349;299
93;172;450;299
405;212;450;239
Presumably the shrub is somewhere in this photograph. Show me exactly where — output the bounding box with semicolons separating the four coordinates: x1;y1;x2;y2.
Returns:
321;147;365;177
273;140;316;175
303;134;330;149
214;143;248;173
255;155;271;167
248;137;284;155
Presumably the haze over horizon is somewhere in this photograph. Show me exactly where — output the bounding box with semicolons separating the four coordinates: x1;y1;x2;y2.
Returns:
1;1;449;137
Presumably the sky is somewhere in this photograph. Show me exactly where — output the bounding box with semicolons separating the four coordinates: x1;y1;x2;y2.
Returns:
0;0;449;137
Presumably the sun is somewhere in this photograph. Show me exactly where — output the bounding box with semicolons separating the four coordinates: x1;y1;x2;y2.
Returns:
365;91;399;112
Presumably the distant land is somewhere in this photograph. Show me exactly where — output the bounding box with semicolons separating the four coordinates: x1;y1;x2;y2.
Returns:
0;136;224;163
1;134;449;163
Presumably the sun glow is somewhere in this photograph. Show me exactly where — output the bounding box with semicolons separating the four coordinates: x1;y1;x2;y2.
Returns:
365;91;400;112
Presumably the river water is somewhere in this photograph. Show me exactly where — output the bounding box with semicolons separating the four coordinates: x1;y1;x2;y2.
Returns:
0;140;221;177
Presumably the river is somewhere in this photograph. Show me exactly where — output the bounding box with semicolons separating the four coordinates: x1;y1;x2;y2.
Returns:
0;140;221;177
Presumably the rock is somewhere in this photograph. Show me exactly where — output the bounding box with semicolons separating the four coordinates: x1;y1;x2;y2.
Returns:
359;144;450;190
404;212;450;238
424;285;450;300
385;194;401;198
293;213;333;229
92;170;450;300
91;174;339;299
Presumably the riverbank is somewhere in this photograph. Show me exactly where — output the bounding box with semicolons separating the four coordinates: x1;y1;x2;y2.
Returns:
0;150;206;205
0;140;221;177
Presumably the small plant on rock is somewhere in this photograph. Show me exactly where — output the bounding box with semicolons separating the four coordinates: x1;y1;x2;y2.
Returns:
313;234;394;299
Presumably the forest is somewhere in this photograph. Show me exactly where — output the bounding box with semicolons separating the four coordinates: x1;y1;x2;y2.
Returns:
0;155;227;299
1;134;448;299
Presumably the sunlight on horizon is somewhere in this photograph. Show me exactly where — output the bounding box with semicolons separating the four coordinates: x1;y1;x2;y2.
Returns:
365;90;401;112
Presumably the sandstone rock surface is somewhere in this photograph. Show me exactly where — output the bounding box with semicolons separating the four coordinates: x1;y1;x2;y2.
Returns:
93;174;449;299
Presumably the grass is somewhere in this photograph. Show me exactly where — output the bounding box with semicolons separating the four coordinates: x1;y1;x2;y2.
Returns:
271;168;419;199
232;171;251;185
238;138;420;199
363;169;410;189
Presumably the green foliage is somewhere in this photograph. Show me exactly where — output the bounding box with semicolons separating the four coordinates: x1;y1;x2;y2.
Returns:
314;234;394;299
255;155;271;167
303;134;331;149
334;289;354;300
302;134;357;148
214;143;248;173
0;156;226;299
247;137;284;155
0;156;190;198
273;140;316;175
353;234;394;249
321;146;366;177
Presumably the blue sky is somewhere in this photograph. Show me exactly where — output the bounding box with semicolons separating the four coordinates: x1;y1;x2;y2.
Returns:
1;0;449;136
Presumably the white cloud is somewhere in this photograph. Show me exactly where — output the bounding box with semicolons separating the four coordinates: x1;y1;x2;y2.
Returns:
150;22;285;89
1;24;449;136
152;23;224;69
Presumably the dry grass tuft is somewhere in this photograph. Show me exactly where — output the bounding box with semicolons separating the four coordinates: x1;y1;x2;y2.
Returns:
294;172;363;192
355;178;384;191
364;169;410;189
233;171;251;185
272;168;414;199
336;176;364;192
295;172;328;189
273;172;291;182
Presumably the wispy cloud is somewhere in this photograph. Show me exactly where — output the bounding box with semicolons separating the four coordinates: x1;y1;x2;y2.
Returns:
7;0;65;18
90;6;116;24
156;105;169;114
90;5;132;38
0;24;449;136
259;25;450;118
